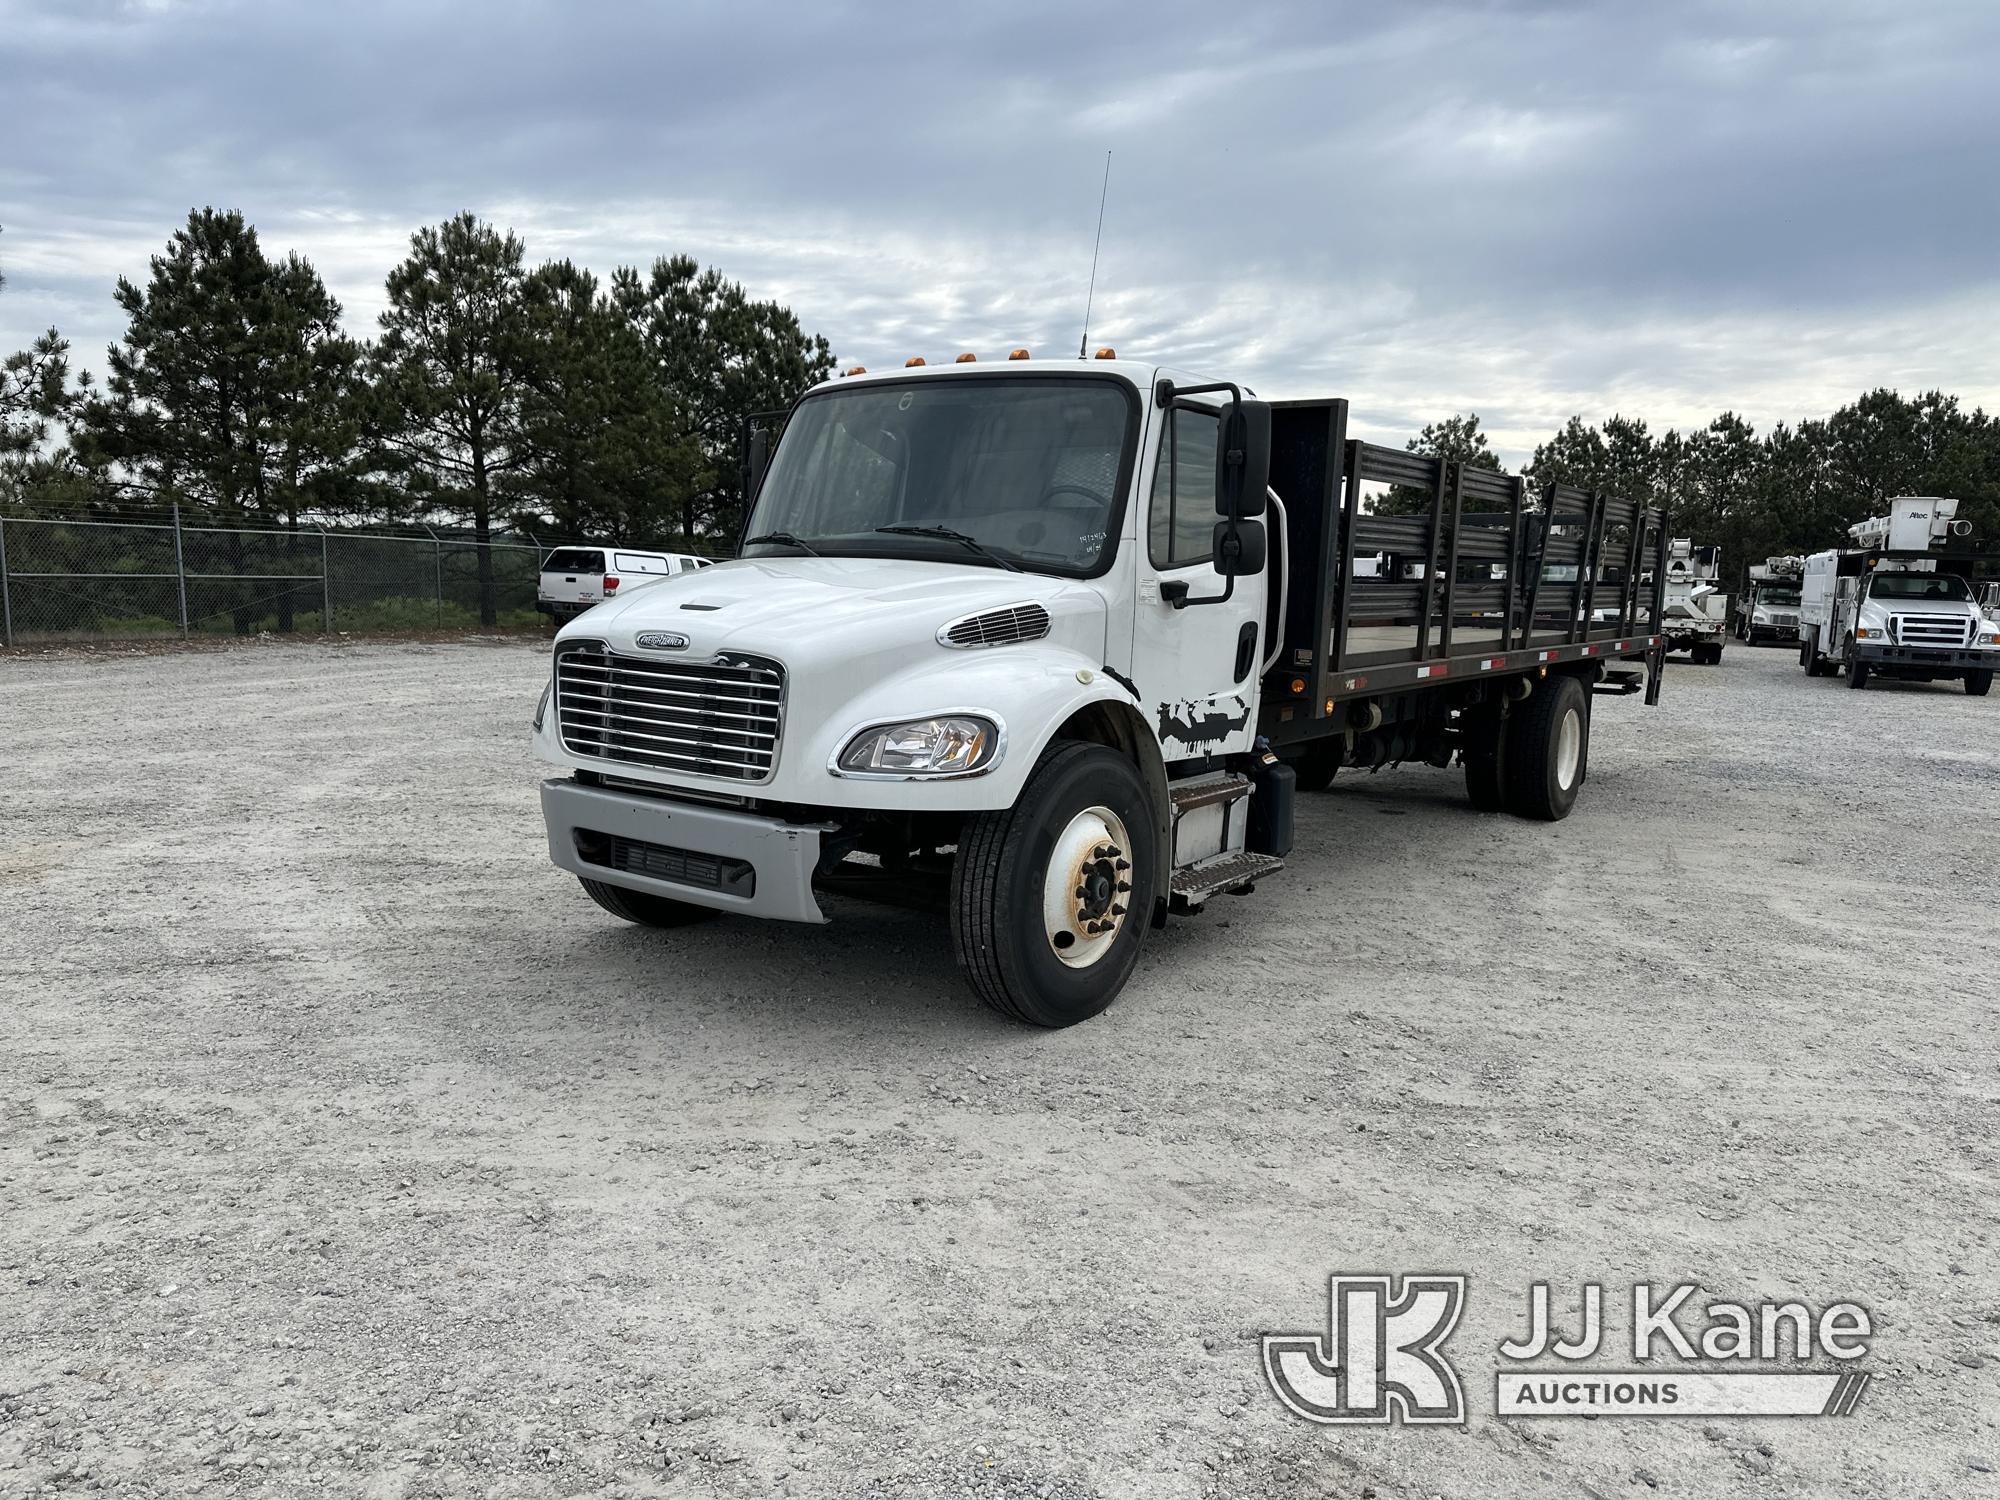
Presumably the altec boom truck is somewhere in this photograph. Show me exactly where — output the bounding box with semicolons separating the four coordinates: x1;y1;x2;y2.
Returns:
1660;539;1729;664
532;356;1669;1026
1799;496;1999;693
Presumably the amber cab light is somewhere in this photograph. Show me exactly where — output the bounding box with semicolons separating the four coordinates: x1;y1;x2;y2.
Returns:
1094;347;1117;359
955;352;976;363
905;356;926;367
1007;348;1031;360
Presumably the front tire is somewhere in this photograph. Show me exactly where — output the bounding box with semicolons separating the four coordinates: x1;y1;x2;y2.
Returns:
951;741;1157;1028
1504;674;1589;822
578;877;718;927
1966;669;1993;697
1846;648;1870;691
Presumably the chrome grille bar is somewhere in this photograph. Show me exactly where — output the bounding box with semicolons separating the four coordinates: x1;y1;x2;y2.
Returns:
555;640;785;782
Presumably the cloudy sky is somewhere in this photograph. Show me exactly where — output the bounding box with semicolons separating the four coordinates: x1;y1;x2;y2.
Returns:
4;0;1997;465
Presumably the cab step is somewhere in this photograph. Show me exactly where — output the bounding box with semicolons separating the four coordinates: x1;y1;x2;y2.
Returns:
1169;769;1250;813
1171;849;1284;904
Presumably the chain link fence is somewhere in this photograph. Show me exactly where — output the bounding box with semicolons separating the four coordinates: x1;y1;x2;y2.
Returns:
0;509;722;644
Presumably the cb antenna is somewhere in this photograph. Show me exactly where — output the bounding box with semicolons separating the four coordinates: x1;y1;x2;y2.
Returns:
1077;151;1111;358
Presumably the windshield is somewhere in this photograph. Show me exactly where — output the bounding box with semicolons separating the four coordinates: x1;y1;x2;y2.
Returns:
744;375;1137;576
1760;588;1800;606
1868;572;1972;602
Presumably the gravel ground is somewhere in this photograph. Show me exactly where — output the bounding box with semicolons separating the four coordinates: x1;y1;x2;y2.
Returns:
2;636;1996;1499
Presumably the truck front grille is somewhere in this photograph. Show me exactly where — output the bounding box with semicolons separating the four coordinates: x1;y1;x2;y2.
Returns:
555;640;783;783
1894;614;1972;648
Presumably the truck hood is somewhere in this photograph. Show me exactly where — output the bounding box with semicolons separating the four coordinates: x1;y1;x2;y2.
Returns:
562;556;1109;669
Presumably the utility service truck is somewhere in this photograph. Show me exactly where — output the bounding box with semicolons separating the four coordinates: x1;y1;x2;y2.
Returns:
1799;497;1999;693
1660;539;1729;664
532;353;1669;1026
1735;556;1804;646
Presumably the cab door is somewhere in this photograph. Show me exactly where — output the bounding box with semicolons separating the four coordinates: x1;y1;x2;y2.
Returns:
1124;399;1264;761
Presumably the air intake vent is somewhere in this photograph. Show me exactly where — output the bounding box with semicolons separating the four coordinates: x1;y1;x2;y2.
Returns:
939;602;1051;649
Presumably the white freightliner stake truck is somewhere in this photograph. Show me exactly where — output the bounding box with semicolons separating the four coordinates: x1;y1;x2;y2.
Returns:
1799;497;2000;693
532;355;1671;1026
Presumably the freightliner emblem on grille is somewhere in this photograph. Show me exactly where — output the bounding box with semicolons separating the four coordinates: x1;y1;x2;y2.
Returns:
633;632;691;651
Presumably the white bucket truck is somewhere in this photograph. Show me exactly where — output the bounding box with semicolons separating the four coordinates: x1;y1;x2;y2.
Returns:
532;354;1668;1025
1661;539;1729;664
1735;556;1804;646
1799;497;1998;693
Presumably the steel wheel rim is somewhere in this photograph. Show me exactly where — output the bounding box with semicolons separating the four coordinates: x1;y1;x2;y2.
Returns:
1556;708;1582;790
1042;804;1133;969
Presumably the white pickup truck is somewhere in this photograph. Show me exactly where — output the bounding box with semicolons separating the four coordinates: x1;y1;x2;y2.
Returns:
1799;497;1999;694
532;355;1669;1025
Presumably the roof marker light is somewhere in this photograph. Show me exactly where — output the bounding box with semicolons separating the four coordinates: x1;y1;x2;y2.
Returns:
1094;347;1117;360
905;356;926;367
844;365;867;376
955;352;976;363
1008;348;1031;361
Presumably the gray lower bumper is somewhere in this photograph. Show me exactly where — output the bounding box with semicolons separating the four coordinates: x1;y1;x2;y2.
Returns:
1855;644;1996;670
540;778;833;923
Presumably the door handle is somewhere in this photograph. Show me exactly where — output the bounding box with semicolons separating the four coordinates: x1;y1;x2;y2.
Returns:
1234;621;1258;683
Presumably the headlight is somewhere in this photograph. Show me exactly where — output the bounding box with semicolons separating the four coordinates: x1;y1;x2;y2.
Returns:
836;715;1000;777
1980;630;2000;647
533;681;552;732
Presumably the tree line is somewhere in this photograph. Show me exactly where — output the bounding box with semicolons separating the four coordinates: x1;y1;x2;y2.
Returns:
1402;395;2000;581
6;208;1999;619
0;209;832;622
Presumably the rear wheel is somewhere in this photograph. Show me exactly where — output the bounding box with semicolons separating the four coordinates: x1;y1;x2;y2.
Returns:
1462;709;1507;812
1504;674;1589;822
1966;669;1993;697
1288;742;1341;793
951;740;1156;1028
578;877;718;927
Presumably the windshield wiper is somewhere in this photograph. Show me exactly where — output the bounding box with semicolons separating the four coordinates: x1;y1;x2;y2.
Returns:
873;524;1022;572
742;531;822;556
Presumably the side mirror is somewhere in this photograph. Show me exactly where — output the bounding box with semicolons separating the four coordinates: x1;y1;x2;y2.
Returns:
746;424;773;501
1216;399;1272;519
1213;518;1266;577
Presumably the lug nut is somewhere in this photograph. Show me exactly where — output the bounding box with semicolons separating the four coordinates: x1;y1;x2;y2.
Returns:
1111;904;1126;917
1115;880;1131;893
1114;859;1130;872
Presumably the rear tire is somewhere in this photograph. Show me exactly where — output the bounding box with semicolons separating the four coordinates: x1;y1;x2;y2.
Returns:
1966;669;1993;697
951;740;1156;1028
1462;709;1507;812
1503;674;1589;822
1289;742;1341;793
578;877;718;927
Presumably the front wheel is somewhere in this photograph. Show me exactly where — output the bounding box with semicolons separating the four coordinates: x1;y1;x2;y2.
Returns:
1966;669;1993;697
578;877;719;927
1846;648;1870;691
951;741;1157;1027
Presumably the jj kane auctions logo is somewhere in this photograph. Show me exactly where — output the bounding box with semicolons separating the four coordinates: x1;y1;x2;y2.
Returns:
1264;1275;1874;1424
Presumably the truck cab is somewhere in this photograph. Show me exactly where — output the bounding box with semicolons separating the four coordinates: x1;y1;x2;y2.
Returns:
532;355;1667;1025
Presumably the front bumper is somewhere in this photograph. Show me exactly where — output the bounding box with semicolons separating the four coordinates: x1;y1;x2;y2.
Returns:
1854;642;1998;670
541;777;834;923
